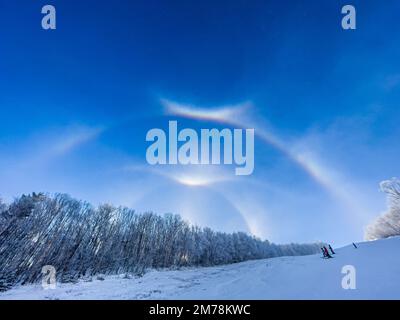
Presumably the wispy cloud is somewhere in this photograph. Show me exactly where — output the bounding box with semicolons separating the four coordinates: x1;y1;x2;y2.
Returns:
0;124;104;200
19;125;105;168
50;126;104;156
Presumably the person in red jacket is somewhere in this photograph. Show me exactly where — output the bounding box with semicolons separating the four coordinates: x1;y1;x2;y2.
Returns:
323;246;333;258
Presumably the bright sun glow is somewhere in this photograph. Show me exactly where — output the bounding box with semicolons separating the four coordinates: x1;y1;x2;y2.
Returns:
173;175;218;187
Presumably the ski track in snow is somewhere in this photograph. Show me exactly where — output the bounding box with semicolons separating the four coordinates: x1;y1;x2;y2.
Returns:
1;236;400;300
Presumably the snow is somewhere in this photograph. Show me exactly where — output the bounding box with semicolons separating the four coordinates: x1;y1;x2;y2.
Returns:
1;236;400;300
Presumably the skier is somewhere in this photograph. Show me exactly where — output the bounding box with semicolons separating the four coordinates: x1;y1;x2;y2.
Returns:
328;244;335;255
352;242;358;249
321;247;327;258
323;246;332;258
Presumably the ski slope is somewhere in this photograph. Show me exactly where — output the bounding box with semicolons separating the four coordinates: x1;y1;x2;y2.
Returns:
1;237;399;300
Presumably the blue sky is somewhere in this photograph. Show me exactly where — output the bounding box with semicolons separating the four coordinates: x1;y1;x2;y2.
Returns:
1;0;400;246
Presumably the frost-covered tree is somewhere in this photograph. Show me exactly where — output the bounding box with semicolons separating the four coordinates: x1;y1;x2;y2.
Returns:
8;193;46;218
0;193;322;289
0;198;9;235
365;178;400;240
0;198;6;214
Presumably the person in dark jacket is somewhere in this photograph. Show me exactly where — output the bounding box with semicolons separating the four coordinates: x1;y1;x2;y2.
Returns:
329;244;335;255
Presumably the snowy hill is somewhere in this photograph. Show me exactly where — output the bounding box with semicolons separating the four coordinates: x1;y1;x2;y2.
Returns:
1;236;399;300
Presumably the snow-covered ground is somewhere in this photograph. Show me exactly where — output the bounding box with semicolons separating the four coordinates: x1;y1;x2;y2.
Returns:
1;237;399;300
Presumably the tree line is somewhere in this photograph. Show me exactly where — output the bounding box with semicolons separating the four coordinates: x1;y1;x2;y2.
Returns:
0;193;321;290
